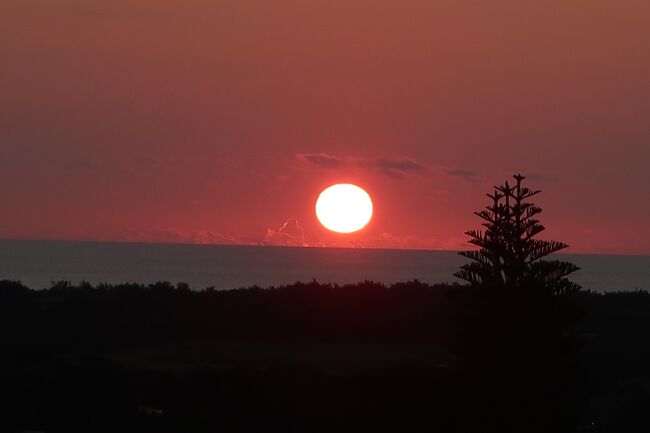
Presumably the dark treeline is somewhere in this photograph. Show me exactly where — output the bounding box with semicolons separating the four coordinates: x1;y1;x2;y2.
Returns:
2;279;650;432
1;279;459;347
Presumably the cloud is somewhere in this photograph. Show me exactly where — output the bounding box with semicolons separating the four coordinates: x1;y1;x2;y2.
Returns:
297;153;345;168
296;153;478;182
112;229;260;246
296;153;426;179
359;158;425;172
263;218;307;247
111;224;470;252
113;220;310;248
443;168;480;182
278;218;305;239
359;157;426;179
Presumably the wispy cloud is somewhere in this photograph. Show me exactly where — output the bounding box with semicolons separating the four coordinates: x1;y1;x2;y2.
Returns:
443;168;480;182
298;153;345;168
296;153;426;179
358;157;426;179
297;153;478;182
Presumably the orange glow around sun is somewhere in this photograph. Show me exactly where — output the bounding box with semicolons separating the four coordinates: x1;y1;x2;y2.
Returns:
315;184;373;233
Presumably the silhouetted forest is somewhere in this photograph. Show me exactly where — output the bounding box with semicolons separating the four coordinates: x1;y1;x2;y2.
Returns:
2;279;650;432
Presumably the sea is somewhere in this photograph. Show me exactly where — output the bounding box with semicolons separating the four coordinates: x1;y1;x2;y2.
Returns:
0;239;648;292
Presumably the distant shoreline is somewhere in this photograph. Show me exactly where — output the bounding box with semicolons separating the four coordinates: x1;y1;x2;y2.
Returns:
1;239;648;292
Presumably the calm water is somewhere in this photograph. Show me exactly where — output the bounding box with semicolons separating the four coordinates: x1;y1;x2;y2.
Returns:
0;239;648;292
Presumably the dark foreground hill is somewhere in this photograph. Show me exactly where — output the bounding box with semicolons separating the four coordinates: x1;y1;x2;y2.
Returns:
1;279;649;432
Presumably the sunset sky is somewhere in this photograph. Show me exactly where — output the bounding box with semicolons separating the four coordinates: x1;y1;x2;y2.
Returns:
2;0;649;254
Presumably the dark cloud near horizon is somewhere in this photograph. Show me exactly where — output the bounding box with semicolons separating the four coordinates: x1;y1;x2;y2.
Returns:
443;168;480;183
359;157;426;179
296;153;426;179
298;153;479;181
298;153;345;168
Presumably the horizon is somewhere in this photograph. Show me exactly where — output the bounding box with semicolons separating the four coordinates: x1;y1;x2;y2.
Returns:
1;236;648;258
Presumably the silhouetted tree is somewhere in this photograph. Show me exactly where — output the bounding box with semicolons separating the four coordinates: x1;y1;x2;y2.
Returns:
455;174;581;297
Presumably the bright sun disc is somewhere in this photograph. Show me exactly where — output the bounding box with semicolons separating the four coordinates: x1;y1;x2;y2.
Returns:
315;184;373;233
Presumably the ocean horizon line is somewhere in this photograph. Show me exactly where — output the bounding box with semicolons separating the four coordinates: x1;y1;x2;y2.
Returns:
0;237;647;258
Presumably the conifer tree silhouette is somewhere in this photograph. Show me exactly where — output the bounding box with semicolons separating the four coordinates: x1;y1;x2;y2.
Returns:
455;174;580;296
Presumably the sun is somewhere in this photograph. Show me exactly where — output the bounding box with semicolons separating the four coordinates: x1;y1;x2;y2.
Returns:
315;184;373;233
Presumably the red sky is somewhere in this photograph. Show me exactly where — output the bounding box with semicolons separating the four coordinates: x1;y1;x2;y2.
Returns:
2;0;649;254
